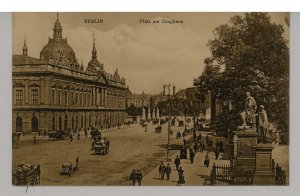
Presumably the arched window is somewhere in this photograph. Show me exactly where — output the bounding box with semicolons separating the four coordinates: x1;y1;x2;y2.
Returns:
16;115;23;132
31;114;38;132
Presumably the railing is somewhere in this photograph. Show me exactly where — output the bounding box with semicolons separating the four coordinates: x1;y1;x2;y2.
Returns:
210;163;253;186
272;159;287;185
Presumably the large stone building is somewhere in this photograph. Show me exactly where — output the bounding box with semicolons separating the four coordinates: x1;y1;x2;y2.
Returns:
126;91;151;108
12;15;127;133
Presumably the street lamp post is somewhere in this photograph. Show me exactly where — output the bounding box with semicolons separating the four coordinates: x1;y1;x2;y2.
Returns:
163;84;171;162
184;101;187;131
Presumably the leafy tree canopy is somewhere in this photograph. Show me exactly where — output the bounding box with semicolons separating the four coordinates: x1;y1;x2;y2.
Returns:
194;13;289;133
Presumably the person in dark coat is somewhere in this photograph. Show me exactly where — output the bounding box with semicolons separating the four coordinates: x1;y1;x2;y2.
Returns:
165;163;172;181
174;155;181;171
215;149;219;160
158;162;166;180
129;169;137;185
189;148;195;164
76;157;79;168
204;152;210;167
178;166;185;184
193;142;198;153
136;170;143;186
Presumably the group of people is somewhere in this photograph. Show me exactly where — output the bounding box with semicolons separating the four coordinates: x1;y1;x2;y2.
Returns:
129;169;143;186
176;131;186;139
158;161;185;184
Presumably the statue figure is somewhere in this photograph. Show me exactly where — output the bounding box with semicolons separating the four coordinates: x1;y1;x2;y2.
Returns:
142;107;146;120
240;92;257;129
258;105;269;143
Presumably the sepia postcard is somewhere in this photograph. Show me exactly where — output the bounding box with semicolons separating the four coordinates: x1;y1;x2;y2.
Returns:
11;12;289;186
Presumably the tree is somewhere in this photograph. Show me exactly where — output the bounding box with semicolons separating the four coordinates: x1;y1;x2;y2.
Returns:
126;104;141;120
194;13;289;135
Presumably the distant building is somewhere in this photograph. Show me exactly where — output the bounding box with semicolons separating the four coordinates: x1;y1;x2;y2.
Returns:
126;91;151;108
12;14;127;133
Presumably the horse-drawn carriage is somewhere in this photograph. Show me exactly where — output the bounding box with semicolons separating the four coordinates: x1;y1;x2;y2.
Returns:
178;120;184;127
48;130;69;140
155;126;162;133
13;163;40;186
60;161;74;176
92;139;110;155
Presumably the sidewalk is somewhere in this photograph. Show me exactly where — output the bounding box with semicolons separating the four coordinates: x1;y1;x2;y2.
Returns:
142;149;229;186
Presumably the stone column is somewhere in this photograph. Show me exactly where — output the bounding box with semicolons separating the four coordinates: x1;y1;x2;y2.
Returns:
253;143;275;185
92;87;95;106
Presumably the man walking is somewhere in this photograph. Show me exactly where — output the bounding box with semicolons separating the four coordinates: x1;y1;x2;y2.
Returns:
178;166;185;184
129;169;137;186
174;155;181;171
158;162;166;180
189;148;195;164
136;170;143;186
165;163;172;181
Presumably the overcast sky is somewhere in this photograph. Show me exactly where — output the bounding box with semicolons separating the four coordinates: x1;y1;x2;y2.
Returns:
13;13;289;94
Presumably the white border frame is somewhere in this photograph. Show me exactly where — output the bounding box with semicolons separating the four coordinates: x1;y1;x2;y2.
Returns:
1;11;300;196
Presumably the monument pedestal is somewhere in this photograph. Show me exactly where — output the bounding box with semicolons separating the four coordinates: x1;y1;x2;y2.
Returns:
253;143;275;185
236;129;258;173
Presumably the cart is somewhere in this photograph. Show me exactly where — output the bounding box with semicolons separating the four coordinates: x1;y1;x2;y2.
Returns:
13;163;40;186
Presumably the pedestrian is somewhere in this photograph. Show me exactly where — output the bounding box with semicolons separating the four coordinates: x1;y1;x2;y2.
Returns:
178;166;185;184
189;148;195;164
145;124;147;132
174;155;181;171
165;163;172;181
215;149;219;160
70;134;73;142
178;131;182;139
204;152;210;167
136;170;143;186
198;133;202;142
193;142;198;153
182;132;186;139
158;162;165;180
129;169;136;186
183;139;187;146
84;129;88;138
77;132;80;140
33;134;37;144
76;157;79;168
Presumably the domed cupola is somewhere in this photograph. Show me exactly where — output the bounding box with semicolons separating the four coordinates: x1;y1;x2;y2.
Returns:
40;13;79;69
86;34;104;74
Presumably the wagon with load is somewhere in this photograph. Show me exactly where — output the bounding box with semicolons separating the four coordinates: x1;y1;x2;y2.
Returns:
92;139;110;155
13;163;40;186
